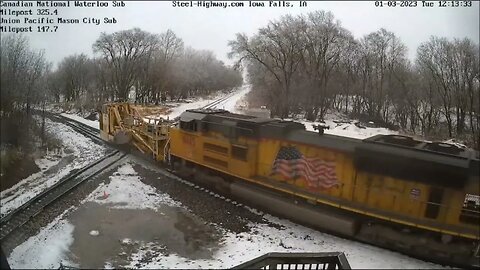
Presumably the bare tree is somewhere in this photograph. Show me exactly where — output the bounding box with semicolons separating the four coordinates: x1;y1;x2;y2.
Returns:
0;34;50;166
1;34;49;114
93;28;160;101
414;37;479;146
23;49;48;114
171;48;241;100
229;11;478;149
56;54;93;103
417;37;458;138
358;29;407;122
229;15;305;118
450;38;479;135
93;57;116;103
156;29;184;102
410;68;442;136
1;35;31;113
138;29;184;103
298;11;353;121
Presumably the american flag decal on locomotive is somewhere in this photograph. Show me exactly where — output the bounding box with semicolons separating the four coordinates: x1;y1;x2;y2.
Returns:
272;146;338;189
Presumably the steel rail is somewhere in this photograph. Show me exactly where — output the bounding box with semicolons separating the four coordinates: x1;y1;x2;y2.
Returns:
0;112;126;242
48;114;102;144
202;91;237;109
0;150;126;241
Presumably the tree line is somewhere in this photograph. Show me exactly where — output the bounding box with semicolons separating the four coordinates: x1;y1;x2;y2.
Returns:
1;28;243;116
0;28;242;165
1;14;478;149
228;11;479;149
51;28;242;108
1;35;50;115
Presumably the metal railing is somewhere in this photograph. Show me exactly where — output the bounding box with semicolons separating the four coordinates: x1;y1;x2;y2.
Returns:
232;252;351;270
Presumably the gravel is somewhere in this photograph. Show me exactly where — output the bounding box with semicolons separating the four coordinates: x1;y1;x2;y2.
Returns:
2;164;119;257
3;125;285;260
132;160;282;234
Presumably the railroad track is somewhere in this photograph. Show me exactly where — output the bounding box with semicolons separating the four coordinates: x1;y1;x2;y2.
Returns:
202;91;237;110
48;114;103;144
0;112;127;244
0;150;126;241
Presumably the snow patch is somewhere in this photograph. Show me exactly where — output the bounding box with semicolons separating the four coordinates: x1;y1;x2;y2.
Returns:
35;153;62;171
104;262;114;269
125;215;445;269
442;139;467;149
208;84;251;113
0;118;106;217
83;162;181;210
8;214;76;269
117;163;137;175
167;92;229;119
60;113;100;130
150;85;251;120
89;230;100;236
297;118;397;140
121;238;133;245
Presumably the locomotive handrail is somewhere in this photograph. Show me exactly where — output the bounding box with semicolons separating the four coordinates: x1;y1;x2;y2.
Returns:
196;119;255;136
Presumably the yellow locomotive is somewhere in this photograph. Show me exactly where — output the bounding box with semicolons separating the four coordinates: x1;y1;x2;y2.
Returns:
100;103;480;268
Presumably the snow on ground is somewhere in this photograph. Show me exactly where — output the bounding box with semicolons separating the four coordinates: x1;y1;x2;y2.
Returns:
60;113;100;130
10;86;456;269
0;117;106;217
56;85;399;141
175;84;397;140
6;161;182;269
142;92;227;121
8;208;77;269
82;162;181;209
125;214;445;269
7;159;448;269
300;119;397;140
161;91;234;120
145;84;251;120
284;111;398;140
208;84;251;113
1;154;68;217
442;138;468;149
170;93;227;118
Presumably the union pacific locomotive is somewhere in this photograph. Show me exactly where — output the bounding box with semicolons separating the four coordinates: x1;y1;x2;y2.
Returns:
99;103;480;268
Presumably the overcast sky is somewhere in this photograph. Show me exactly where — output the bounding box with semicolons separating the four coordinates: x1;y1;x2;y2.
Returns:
3;0;479;68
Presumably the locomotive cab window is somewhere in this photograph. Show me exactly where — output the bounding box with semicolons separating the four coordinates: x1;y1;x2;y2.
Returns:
180;120;197;132
232;145;248;161
425;187;444;219
459;194;480;225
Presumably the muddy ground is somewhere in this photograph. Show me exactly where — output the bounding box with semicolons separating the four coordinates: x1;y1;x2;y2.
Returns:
1;113;62;191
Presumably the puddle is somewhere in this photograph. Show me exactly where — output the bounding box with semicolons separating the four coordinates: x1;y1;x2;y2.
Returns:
67;202;221;268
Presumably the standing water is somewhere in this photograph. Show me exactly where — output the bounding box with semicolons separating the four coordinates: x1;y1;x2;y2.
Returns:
67;202;221;268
